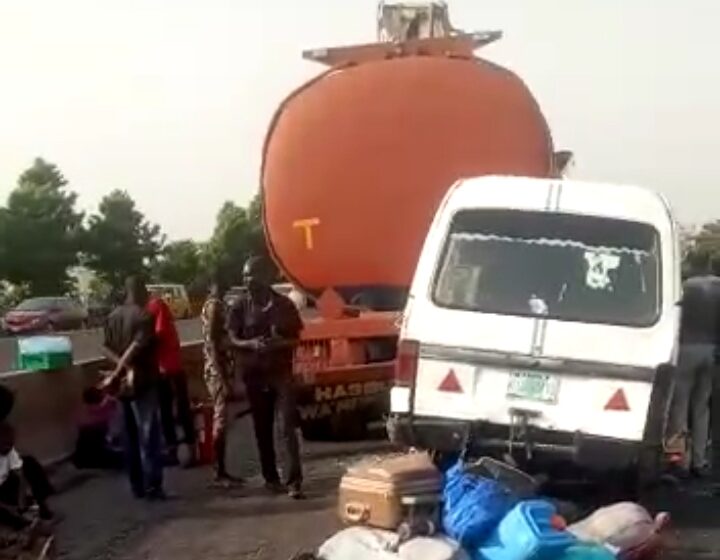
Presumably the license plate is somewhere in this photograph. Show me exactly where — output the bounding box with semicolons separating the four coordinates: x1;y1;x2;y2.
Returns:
506;372;560;403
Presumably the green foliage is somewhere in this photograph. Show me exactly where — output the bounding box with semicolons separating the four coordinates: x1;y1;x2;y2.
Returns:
86;276;113;304
203;201;253;286
82;190;164;289
683;221;720;277
0;282;30;312
0;157;271;297
154;240;203;286
247;193;272;264
0;158;83;295
202;193;274;287
0;209;9;280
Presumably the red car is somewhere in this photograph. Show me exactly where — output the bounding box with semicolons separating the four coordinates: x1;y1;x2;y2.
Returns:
2;297;88;335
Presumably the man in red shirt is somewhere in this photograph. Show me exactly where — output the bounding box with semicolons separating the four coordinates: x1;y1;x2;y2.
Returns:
147;296;195;463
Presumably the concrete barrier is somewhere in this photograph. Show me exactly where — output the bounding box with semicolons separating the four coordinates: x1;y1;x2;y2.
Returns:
3;341;204;466
0;318;202;373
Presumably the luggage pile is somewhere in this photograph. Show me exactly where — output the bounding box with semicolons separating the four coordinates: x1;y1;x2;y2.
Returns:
306;452;669;560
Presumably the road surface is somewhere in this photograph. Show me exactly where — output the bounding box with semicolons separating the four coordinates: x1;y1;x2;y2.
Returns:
54;417;393;560
0;319;201;372
47;417;720;560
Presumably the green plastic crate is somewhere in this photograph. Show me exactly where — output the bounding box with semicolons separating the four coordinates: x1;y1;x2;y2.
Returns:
16;336;73;372
17;352;72;372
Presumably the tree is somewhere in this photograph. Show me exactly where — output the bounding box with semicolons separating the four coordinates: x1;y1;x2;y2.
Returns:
690;221;720;255
0;281;29;312
683;221;720;277
0;158;83;295
86;276;113;304
203;202;253;286
201;193;276;286
154;240;202;285
246;192;272;264
0;209;9;281
82;190;164;289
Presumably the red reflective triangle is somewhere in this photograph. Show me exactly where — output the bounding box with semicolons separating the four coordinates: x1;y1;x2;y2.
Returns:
604;389;630;411
438;369;463;393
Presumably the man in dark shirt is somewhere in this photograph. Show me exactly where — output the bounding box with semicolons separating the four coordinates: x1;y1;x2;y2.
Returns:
101;276;164;499
667;257;720;477
228;257;304;499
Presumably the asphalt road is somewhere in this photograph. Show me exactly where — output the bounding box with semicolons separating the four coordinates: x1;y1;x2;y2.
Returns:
53;417;394;560
48;417;720;560
0;319;201;372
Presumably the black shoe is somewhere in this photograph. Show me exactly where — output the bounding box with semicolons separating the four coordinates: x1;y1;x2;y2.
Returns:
691;466;712;479
666;464;691;481
264;481;286;495
288;486;305;500
210;474;245;489
145;488;168;501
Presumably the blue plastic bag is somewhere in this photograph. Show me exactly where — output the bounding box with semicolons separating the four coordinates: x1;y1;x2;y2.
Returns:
442;461;517;548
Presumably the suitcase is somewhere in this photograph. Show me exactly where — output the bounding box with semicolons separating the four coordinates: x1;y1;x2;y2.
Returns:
338;452;442;529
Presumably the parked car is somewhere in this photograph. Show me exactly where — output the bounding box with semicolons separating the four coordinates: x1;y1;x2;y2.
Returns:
147;284;192;319
2;297;89;335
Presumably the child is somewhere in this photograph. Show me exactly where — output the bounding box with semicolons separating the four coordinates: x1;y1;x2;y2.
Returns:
73;387;123;470
0;422;53;529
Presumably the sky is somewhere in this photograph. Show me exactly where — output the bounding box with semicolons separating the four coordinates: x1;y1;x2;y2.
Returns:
0;0;718;241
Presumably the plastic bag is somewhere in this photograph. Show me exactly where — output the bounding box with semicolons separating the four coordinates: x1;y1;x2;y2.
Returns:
441;461;516;548
318;526;397;560
317;527;469;560
568;502;669;559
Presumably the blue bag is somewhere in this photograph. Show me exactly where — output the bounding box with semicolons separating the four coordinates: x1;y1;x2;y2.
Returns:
442;461;517;548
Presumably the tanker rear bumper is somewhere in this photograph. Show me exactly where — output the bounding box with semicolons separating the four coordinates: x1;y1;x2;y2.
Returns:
294;362;394;431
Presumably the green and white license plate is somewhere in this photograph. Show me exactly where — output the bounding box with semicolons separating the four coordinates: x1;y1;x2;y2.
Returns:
506;371;560;403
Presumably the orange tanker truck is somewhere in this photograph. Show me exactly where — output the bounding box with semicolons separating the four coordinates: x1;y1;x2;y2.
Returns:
261;3;568;438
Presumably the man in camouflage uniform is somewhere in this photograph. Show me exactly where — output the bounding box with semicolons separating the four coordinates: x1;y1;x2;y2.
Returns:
200;277;239;484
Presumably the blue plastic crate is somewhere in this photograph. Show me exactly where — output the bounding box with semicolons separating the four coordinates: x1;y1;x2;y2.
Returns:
557;544;616;559
476;500;576;560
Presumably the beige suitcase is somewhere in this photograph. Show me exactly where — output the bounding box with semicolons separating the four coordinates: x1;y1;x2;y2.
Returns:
338;452;442;529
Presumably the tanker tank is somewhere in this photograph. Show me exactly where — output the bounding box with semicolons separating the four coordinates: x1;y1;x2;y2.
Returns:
262;36;554;310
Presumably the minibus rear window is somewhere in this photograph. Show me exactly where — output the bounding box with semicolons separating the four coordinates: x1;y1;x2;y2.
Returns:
432;209;661;327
